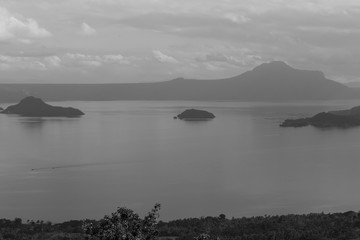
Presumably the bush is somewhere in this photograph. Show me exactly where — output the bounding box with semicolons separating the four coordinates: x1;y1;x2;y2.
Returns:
83;204;161;240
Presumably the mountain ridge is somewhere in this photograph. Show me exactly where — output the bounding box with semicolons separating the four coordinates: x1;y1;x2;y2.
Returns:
0;61;358;102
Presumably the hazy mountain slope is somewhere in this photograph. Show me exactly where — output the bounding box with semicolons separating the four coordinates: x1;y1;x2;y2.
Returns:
345;82;360;88
217;61;353;100
0;61;357;102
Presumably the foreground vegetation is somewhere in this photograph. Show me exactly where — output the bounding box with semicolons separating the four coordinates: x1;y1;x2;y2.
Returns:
1;208;360;240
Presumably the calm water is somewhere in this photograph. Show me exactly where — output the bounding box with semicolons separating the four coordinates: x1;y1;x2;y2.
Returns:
1;100;360;222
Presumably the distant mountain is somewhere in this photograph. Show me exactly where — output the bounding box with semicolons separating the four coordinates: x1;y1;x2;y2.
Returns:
0;61;358;102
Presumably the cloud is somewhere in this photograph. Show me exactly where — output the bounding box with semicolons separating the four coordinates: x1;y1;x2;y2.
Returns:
120;13;245;35
152;50;178;63
0;7;51;42
223;13;251;24
64;53;129;67
203;62;224;71
0;55;51;71
80;22;96;35
196;52;263;68
44;56;62;67
65;53;101;67
0;53;130;71
114;1;360;50
204;53;229;62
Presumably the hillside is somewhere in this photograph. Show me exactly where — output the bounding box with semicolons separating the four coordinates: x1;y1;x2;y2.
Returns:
0;61;358;102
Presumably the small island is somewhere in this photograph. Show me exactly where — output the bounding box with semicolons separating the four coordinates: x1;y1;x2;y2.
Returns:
174;109;215;120
1;96;84;117
280;106;360;128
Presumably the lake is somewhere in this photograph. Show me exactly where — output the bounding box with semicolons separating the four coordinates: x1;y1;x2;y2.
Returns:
1;100;360;222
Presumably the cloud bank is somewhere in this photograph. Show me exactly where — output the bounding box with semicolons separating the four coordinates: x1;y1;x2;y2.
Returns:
0;7;51;42
0;0;360;83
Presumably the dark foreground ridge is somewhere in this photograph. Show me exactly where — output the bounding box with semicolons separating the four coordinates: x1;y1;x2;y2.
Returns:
1;210;360;240
280;106;360;128
1;96;84;117
175;109;215;120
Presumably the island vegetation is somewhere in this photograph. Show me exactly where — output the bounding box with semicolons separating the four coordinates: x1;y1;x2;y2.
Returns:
2;206;360;240
174;109;215;120
280;106;360;128
1;96;84;117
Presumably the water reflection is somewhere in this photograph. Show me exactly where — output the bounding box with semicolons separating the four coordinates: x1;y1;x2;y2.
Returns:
181;119;214;124
18;117;81;130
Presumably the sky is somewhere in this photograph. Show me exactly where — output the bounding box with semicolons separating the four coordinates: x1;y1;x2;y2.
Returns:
0;0;359;83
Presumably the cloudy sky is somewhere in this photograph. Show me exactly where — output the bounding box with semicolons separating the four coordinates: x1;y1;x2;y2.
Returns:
0;0;359;83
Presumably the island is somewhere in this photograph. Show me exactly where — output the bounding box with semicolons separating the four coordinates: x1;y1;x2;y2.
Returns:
174;109;215;120
280;106;360;128
1;96;84;117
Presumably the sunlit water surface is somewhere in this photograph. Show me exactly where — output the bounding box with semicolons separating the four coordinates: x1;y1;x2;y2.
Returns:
1;100;360;222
